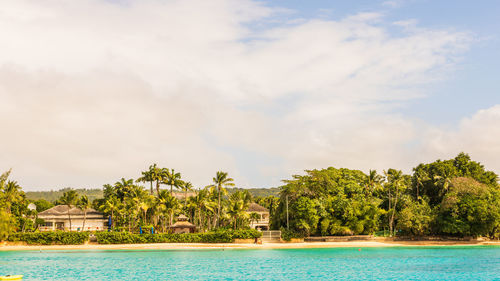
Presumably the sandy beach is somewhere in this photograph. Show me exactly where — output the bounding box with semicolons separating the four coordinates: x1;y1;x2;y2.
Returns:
1;240;499;251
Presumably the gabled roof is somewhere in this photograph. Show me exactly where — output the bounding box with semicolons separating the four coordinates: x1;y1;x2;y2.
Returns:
246;203;269;213
38;205;103;216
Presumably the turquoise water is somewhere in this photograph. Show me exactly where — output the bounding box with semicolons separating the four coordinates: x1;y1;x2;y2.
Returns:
1;246;499;280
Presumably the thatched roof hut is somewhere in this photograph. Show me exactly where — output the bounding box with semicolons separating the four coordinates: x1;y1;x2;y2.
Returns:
169;214;196;233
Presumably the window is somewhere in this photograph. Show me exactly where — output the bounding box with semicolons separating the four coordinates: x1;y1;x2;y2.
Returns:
43;222;53;227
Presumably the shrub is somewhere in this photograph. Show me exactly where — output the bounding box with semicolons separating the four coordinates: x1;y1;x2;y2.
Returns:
231;229;262;239
7;231;89;245
96;229;261;244
280;227;304;241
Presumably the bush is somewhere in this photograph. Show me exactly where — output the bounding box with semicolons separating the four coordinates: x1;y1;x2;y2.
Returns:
96;229;261;244
231;229;262;239
280;227;304;241
7;232;89;245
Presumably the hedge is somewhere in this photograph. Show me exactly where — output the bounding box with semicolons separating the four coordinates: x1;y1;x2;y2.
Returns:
7;232;89;245
280;228;304;241
96;229;262;244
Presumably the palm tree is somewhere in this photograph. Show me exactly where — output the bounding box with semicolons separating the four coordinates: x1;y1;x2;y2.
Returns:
227;191;251;229
210;171;235;228
384;169;406;237
164;168;183;195
181;182;194;207
148;164;168;196
114;178;135;202
164;193;180;226
3;181;23;214
413;169;429;200
186;188;214;231
101;196;121;229
137;168;154;195
59;190;78;231
365;170;383;194
77;195;92;231
249;212;260;226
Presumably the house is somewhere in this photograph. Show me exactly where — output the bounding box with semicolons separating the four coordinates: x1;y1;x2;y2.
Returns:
169;214;196;234
38;205;107;232
246;203;269;231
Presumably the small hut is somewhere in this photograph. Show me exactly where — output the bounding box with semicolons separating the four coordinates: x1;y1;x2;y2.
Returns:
169;214;196;234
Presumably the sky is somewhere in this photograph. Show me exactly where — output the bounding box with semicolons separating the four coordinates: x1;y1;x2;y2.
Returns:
1;0;499;191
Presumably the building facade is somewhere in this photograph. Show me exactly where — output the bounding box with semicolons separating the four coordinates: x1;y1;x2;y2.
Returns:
38;205;107;232
246;203;270;231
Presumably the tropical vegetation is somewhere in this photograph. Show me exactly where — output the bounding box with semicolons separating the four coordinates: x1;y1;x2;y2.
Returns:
1;153;499;244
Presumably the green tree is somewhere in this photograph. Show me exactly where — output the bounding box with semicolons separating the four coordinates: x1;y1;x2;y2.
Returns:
101;196;121;229
77;195;92;231
181;182;194;207
137;167;154;195
34;199;54;212
164;168;183;195
397;199;434;236
384;169;408;237
59;190;78;231
210;171;235;228
3;181;23;214
227;191;251;229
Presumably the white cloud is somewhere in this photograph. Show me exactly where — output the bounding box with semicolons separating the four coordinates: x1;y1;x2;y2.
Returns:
0;0;483;190
418;105;500;173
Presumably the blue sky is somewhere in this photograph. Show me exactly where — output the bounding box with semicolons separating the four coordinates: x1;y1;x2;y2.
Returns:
270;0;500;124
1;0;499;190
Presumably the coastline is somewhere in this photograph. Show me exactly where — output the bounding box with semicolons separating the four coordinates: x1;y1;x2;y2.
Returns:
1;240;499;251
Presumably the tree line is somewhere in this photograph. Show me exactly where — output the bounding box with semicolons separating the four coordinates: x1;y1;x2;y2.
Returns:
269;153;500;238
1;152;499;239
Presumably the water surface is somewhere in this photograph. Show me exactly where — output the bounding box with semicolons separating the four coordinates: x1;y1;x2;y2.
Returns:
1;246;499;280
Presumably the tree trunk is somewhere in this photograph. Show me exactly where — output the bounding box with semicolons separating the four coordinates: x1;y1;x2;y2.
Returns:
184;189;187;207
217;186;221;227
156;180;160;196
150;181;153;195
67;210;72;232
388;190;392;237
198;210;202;231
82;209;87;231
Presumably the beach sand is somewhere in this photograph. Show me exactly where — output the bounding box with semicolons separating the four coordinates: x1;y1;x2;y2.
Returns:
1;240;499;251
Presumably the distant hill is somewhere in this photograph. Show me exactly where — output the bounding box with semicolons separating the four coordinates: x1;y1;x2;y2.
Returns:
26;188;103;202
25;187;280;202
227;187;280;198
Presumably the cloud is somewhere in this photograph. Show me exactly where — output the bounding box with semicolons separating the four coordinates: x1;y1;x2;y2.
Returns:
0;0;479;190
418;105;500;173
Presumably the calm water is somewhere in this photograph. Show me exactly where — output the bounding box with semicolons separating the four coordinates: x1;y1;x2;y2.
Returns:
1;246;499;280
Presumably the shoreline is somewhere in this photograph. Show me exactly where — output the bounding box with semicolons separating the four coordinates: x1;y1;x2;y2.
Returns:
1;240;499;251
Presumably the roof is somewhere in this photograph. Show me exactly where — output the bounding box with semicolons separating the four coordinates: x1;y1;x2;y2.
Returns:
246;203;269;213
177;214;188;221
170;220;196;228
38;205;103;217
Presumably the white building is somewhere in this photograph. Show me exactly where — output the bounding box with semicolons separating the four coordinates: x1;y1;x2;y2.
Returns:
38;205;107;232
246;203;270;231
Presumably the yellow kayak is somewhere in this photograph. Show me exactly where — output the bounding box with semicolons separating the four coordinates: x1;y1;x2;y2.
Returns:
0;276;23;280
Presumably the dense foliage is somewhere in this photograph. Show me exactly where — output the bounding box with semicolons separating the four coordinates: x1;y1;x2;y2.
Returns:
273;153;500;238
96;229;261;244
7;232;89;245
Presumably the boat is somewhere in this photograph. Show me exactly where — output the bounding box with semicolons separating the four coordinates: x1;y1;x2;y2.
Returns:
0;275;23;280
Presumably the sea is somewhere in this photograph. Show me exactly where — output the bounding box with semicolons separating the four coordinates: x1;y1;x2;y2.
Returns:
1;246;499;280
